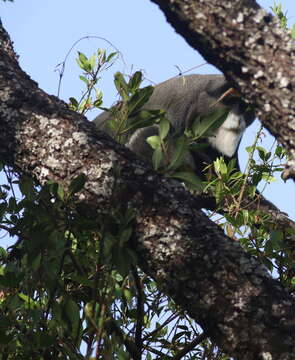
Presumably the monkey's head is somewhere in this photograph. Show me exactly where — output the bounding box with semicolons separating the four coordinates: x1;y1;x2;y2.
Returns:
204;76;256;127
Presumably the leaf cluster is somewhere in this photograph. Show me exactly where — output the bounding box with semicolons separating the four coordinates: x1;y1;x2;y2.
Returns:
69;49;117;114
0;169;218;359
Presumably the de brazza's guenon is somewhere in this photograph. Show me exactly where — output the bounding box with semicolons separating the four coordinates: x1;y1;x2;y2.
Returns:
93;74;255;176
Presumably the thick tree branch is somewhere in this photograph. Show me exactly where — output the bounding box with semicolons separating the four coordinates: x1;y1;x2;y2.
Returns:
149;0;295;179
1;21;295;360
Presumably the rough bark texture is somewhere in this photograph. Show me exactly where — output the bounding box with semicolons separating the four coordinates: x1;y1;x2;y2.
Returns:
1;16;295;360
149;0;295;180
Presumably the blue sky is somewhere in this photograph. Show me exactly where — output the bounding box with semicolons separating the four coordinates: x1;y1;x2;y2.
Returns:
0;0;294;227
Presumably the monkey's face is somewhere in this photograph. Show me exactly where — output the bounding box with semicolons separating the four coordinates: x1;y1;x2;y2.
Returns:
218;90;256;128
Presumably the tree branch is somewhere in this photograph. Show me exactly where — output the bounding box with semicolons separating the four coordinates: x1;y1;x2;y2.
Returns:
1;19;295;360
149;0;295;179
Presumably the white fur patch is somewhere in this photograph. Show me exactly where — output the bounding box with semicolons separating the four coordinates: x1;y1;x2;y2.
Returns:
208;110;246;157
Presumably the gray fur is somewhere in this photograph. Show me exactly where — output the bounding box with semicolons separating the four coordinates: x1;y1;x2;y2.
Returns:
93;74;255;171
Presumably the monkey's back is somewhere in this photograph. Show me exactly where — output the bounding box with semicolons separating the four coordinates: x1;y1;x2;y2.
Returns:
93;74;229;132
143;74;228;129
92;74;250;166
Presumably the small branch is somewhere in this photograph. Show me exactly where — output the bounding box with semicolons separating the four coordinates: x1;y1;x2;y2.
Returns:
106;317;141;360
132;267;145;355
142;313;179;342
236;124;263;211
172;332;207;360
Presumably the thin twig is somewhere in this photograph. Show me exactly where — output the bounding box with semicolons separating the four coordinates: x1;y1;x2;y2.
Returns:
172;332;207;360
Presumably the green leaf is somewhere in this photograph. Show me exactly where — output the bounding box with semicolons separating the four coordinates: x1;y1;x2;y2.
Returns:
19;175;35;200
70;274;95;288
0;203;6;222
79;75;89;84
93;98;103;107
103;233;117;259
114;72;129;101
123;288;133;303
31;254;41;271
275;145;284;158
257;146;270;161
252;172;262;186
76;51;87;69
107;51;118;62
117;348;130;360
98;48;106;63
127;86;154;116
76;51;92;72
170;171;204;191
159;118;170;140
270;230;283;250
128;71;143;91
69;174;87;194
125;117;157;133
241;210;250;225
146;135;161;150
8;196;18;212
0;331;13;345
93;89;103;107
227;158;238;173
64;299;80;337
292;24;295;39
261;172;276;183
57;184;65;201
111;246;136;276
214;181;223;204
0;247;7;261
261;257;273;271
88;54;96;70
146;353;152;360
214;157;228;176
35;332;55;348
192;107;228;139
69;97;79;108
77;51;88;64
126;109;164;132
96;89;103;101
166;136;189;171
18;293;40;309
119;227;133;246
246;145;255;154
229;171;244;180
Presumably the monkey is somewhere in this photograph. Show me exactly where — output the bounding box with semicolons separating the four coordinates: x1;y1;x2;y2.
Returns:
93;73;295;257
93;74;256;176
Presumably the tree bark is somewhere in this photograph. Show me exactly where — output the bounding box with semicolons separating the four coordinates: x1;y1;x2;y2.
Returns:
149;0;295;180
1;17;295;360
